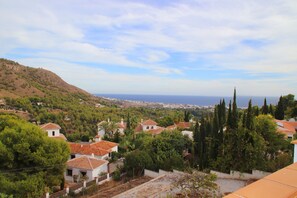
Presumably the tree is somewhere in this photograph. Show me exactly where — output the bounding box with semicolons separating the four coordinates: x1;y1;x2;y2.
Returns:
232;88;238;129
262;98;268;115
275;96;285;120
245;99;254;130
173;171;218;197
124;150;154;177
184;111;191;122
0;115;70;197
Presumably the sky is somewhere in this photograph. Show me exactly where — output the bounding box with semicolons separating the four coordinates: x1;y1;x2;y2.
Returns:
0;0;297;96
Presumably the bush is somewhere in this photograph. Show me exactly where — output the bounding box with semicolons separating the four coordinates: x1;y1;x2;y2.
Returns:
113;170;121;181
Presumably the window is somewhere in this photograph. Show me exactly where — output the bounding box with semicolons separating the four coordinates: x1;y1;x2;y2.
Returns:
67;169;72;176
52;131;55;136
80;171;87;176
70;154;75;159
151;126;153;129
146;126;149;129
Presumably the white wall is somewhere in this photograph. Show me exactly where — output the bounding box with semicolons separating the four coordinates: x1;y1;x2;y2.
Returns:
98;129;105;137
293;144;297;163
46;129;60;137
142;124;157;131
73;153;109;160
65;163;108;182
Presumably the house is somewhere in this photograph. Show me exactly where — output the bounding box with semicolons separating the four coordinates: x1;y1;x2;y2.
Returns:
176;122;192;129
69;138;118;160
117;118;126;134
135;119;159;132
275;119;297;139
65;156;108;182
97;118;126;136
40;123;67;141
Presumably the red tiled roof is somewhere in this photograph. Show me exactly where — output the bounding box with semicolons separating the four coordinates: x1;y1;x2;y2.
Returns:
69;141;118;157
117;122;126;129
134;124;143;132
40;123;61;130
176;122;192;129
148;127;165;135
166;124;176;130
275;119;297;136
142;119;157;125
67;156;108;170
225;162;297;198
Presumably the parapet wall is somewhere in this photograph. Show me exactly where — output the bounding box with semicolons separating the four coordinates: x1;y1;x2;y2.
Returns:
211;169;271;180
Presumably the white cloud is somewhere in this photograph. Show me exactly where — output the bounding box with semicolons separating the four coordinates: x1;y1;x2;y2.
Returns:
0;0;297;95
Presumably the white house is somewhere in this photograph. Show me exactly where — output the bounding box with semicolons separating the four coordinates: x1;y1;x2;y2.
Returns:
135;119;159;132
65;156;108;182
40;123;67;141
275;119;297;139
97;118;126;136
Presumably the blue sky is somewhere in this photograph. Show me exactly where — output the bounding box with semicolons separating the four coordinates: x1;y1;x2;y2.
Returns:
0;0;297;96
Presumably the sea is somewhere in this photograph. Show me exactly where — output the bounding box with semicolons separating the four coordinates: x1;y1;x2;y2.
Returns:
96;94;279;108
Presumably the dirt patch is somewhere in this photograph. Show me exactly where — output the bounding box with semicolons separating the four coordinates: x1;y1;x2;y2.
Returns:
81;176;152;198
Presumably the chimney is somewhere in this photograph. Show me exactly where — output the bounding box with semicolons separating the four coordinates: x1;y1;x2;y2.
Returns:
92;153;94;158
121;118;124;125
95;135;101;142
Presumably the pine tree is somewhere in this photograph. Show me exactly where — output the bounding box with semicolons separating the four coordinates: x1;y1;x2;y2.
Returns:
262;98;268;115
275;96;285;120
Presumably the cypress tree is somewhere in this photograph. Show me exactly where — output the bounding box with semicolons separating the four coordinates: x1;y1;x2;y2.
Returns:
246;99;254;130
193;121;200;163
232;88;238;129
227;100;232;128
199;117;206;170
126;113;131;130
269;104;274;115
262;98;268;115
275;96;285;120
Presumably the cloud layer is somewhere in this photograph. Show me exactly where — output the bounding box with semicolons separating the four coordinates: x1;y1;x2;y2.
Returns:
0;0;296;96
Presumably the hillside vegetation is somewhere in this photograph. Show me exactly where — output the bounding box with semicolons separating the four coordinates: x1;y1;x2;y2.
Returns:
0;58;189;140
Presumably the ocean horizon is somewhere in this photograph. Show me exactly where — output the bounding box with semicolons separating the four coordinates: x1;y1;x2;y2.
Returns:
96;94;279;108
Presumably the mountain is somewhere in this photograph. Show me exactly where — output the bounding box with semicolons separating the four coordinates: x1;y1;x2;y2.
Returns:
0;58;91;99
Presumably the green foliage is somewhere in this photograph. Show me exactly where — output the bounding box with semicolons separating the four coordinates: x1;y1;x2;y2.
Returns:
0;115;70;197
275;96;285;120
124;150;154;176
173;171;218;198
113;169;121;181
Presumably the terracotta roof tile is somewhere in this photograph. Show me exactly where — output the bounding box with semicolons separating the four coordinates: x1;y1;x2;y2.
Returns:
40;123;61;130
142;119;157;125
176;122;192;129
166;124;177;130
67;156;108;170
148;127;165;135
134;124;143;132
225;162;297;198
69;141;118;157
275;119;297;136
